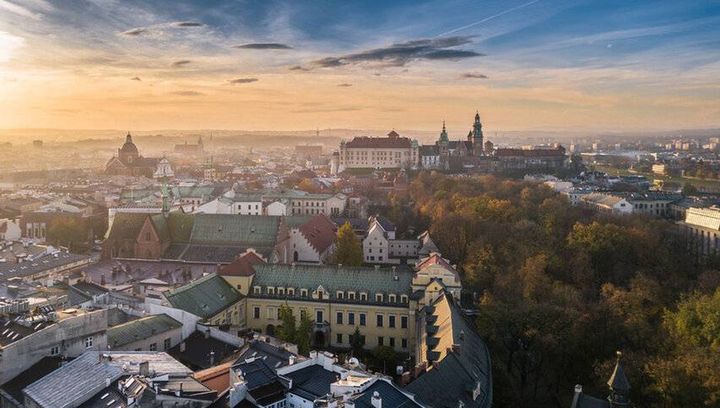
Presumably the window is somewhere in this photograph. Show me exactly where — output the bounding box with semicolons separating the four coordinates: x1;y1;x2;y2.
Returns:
84;336;93;349
50;345;59;356
389;315;396;328
360;293;367;301
336;291;344;299
316;310;323;322
400;295;408;304
336;333;343;344
348;312;355;325
389;337;395;348
359;313;366;326
300;289;308;297
376;314;384;327
378;336;384;346
348;292;356;300
389;294;396;303
402;338;407;349
288;288;295;296
336;312;343;324
376;294;383;303
254;286;261;295
401;316;408;329
267;287;275;295
149;343;157;351
317;290;324;300
253;307;260;319
164;338;171;351
237;284;242;290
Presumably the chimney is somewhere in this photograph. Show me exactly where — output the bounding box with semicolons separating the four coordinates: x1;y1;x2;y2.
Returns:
139;361;150;377
105;377;111;387
204;328;211;339
371;391;382;408
209;350;215;367
180;341;186;352
289;355;296;365
571;385;583;408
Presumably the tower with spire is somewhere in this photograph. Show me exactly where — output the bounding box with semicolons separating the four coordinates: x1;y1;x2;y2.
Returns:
472;111;484;156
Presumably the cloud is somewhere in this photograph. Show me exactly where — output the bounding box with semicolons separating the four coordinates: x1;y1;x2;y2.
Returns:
172;91;204;96
337;83;353;87
292;106;364;113
172;60;192;67
289;65;309;71
120;27;148;36
172;21;204;27
233;43;293;50
310;36;483;68
0;0;42;20
228;78;259;84
461;73;489;79
130;77;142;81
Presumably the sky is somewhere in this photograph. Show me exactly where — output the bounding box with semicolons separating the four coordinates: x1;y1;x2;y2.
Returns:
0;0;719;134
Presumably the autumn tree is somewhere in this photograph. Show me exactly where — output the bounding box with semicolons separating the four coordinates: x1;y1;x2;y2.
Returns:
335;222;363;266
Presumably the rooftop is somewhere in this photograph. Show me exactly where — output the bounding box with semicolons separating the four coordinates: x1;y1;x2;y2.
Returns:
107;314;182;349
163;273;242;319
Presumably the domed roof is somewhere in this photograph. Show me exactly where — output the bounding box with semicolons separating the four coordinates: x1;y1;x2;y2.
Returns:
120;133;139;154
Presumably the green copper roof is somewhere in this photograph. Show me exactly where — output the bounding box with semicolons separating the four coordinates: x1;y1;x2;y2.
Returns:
164;273;242;319
250;264;413;303
189;214;280;247
107;314;182;348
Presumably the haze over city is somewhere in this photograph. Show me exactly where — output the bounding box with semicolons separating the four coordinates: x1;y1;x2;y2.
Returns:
1;0;719;133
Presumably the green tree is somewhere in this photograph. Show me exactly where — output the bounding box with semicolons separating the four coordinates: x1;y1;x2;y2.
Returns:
46;217;89;252
296;311;313;355
276;304;297;343
350;327;364;357
682;182;698;196
371;345;397;374
335;222;363;266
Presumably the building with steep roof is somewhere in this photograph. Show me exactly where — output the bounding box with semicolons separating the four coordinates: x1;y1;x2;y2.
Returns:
105;133;159;178
106;313;182;351
287;214;337;264
570;351;631;408
404;292;492;408
161;273;244;327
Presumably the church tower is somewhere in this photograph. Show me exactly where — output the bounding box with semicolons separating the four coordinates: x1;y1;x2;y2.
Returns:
607;351;631;407
438;121;450;170
472;111;484;156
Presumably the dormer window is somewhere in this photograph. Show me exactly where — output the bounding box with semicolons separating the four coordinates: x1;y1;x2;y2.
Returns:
389;294;396;303
400;295;408;304
300;288;308;297
278;287;285;296
360;292;368;301
376;294;384;303
253;286;261;295
336;291;344;299
267;287;275;295
348;291;356;300
288;288;295;296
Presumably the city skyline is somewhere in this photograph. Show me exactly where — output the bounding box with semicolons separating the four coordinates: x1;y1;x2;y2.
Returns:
1;0;719;132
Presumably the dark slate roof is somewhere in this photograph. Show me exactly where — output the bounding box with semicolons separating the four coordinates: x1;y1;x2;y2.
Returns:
250;264;413;305
351;379;423;408
0;251;89;282
419;145;439;155
572;393;610;408
68;281;108;306
107;314;182;349
495;146;566;157
233;358;278;390
0;356;64;403
372;215;396;232
284;364;339;401
163;273;242;319
77;382;127;408
235;340;299;370
168;331;241;370
405;293;492;408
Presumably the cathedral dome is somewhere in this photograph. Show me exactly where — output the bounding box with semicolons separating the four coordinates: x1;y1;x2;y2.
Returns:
120;133;139;155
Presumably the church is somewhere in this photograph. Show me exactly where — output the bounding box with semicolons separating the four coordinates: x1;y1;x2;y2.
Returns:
421;111;492;171
105;133;159;178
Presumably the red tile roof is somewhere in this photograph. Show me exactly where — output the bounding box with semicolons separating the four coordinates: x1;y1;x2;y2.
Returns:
299;215;337;254
345;136;412;149
219;250;266;277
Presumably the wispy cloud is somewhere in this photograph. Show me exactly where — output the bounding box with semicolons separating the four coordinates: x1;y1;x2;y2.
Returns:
0;0;43;20
337;83;353;87
310;36;483;68
228;78;259;84
130;76;142;81
461;73;488;79
172;60;192;67
172;21;203;27
233;43;293;50
120;27;148;36
289;65;309;71
172;90;204;96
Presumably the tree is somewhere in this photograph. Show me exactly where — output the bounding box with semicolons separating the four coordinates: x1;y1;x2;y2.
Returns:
296;311;313;355
277;304;297;343
682;182;698;196
335;222;363;266
46;217;89;252
350;327;364;357
371;345;397;374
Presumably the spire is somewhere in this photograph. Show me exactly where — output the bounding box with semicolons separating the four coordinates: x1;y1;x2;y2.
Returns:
161;178;170;215
126;132;132;143
607;351;630;407
439;121;449;143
